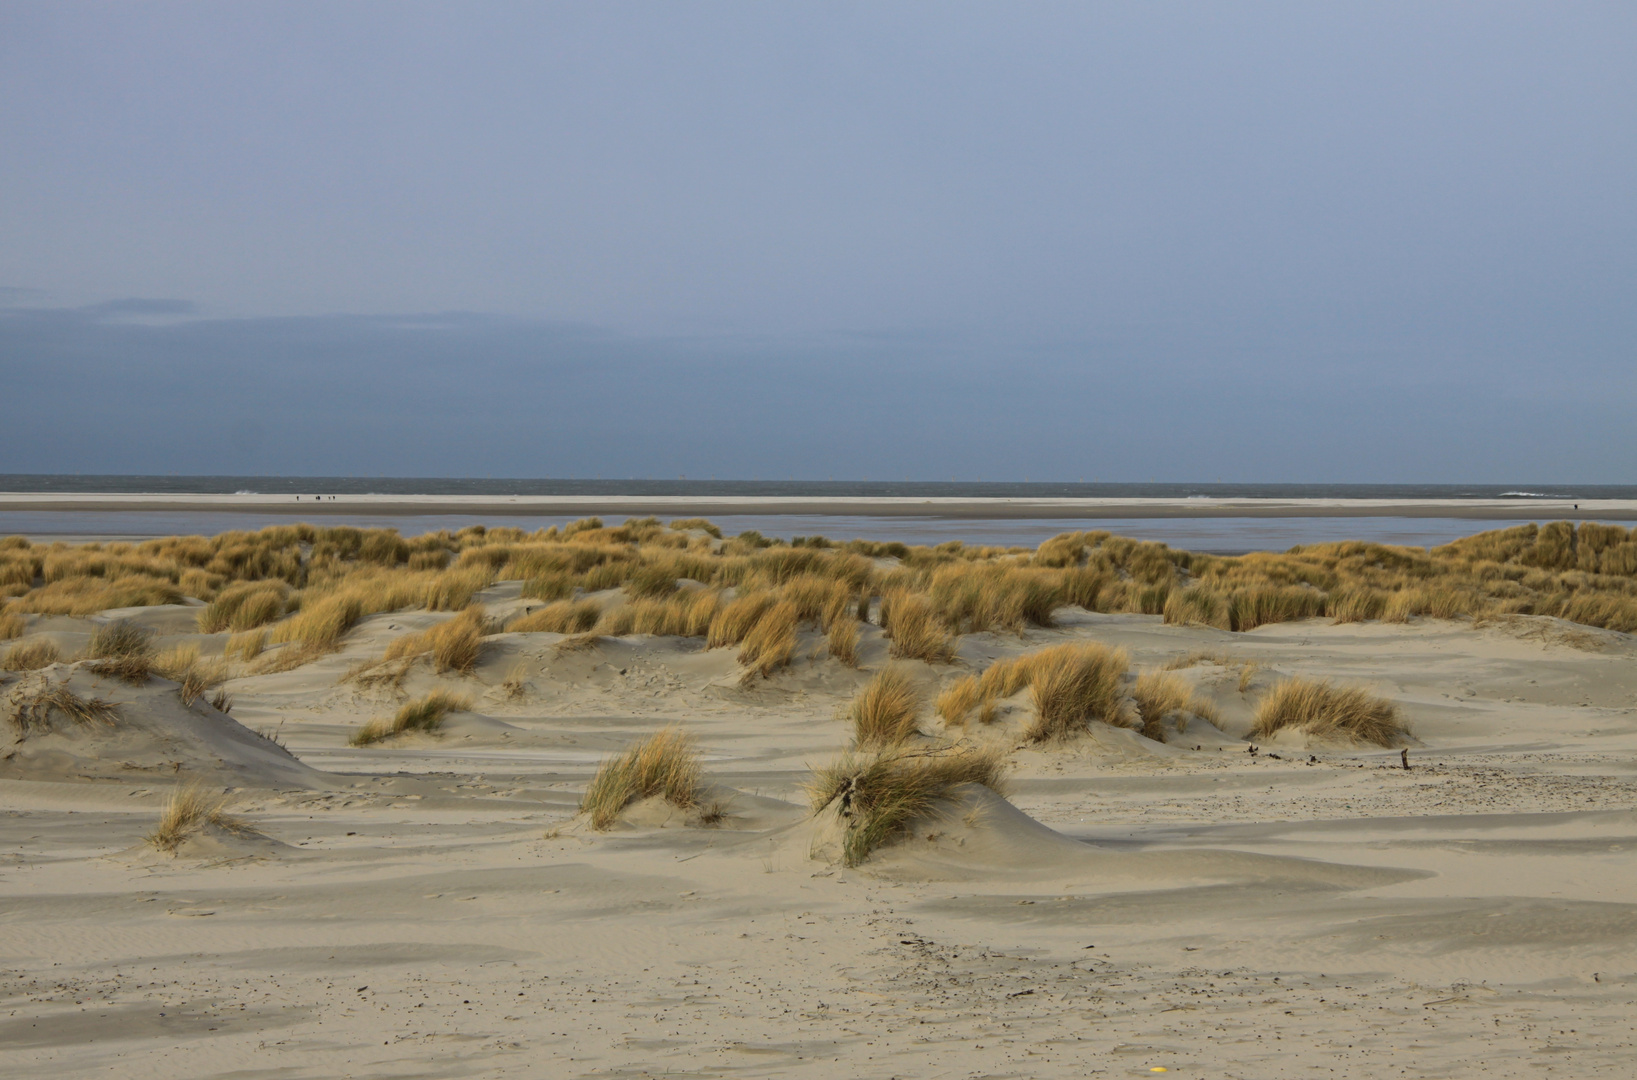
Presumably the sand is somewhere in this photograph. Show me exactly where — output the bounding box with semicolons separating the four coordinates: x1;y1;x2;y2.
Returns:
3;490;1637;520
3;595;1637;1077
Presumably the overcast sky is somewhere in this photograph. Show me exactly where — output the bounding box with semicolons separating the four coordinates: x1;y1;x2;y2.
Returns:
2;2;1633;481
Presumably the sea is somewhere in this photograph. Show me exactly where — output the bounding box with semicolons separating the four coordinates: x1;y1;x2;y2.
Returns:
4;476;1632;555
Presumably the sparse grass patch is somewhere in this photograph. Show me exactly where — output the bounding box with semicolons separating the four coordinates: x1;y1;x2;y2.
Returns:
350;688;474;746
849;666;921;749
86;619;154;660
500;662;529;699
580;726;703;830
1251;677;1406;747
146;783;249;853
88;653;153;685
226;629;267;662
8;681;119;734
1131;671;1220;742
808;746;1008;867
2;638;61;671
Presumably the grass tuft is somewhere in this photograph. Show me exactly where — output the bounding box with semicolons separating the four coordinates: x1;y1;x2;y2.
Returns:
1023;642;1131;742
8;681;119;734
86;619;154;660
1251;677;1406;746
580;726;703;830
826;616;861;667
88;653;153;685
1130;671;1220;742
2;638;61;671
146;783;248;853
849;666;921;749
808;746;1008;867
349;688;473;746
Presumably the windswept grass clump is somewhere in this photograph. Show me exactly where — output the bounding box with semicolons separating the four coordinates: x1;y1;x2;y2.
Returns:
1024;642;1132;741
2;638;61;671
349;688;473;746
0;612;24;640
826;616;861;667
849;666;921;749
580;726;703;830
380;606;489;675
881;592;955;664
86;619;154;660
506;598;602;635
145;784;249;853
737;600;799;681
8;681;120;734
1130;671;1220;742
808;746;1008;867
196;581;291;633
934;674;982;725
153;643;232;703
1251;677;1406;746
84;620;156;684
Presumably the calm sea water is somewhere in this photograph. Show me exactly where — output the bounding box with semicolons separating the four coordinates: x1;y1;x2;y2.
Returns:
4;475;1633;499
1;476;1619;552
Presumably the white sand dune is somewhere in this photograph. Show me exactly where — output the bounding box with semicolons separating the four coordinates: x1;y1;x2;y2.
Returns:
3;601;1636;1077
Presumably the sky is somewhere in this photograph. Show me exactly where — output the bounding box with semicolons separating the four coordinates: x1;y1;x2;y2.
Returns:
1;2;1633;481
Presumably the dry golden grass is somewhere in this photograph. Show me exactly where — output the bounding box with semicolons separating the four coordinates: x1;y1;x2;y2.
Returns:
707;591;774;648
1251;677;1406;746
3;522;1635;691
0;612;24;640
669;517;723;538
1238;661;1262;693
196;581;289;633
145;783;249;853
935;674;981;726
580;726;703;830
1131;671;1220;742
826;616;861;667
883;592;955;664
87;653;153;685
350;688;474;746
1022;643;1131;742
505;599;601;634
209;688;233;714
8;681;119;734
246;640;335;675
153;644;232;702
380;606;488;675
1;638;61;671
808;746;1007;867
738;600;799;681
226;629;266;662
86;619;153;660
849;666;921;749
